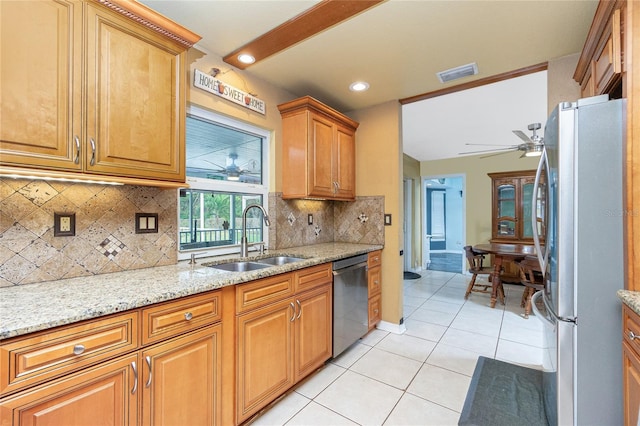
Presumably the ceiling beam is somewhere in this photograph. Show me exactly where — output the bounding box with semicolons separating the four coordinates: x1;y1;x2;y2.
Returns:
399;62;549;104
223;0;384;69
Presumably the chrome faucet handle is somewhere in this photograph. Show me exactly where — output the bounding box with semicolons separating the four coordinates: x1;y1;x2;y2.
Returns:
189;253;197;264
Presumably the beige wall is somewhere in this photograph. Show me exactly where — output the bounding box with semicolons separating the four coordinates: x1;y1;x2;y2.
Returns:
350;101;404;325
420;153;539;247
547;53;581;113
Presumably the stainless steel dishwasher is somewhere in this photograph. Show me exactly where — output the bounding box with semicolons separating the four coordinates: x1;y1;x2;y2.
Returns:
332;254;369;358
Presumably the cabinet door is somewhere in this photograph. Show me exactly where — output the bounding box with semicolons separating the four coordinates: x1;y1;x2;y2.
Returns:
334;125;356;200
0;0;82;171
308;112;336;198
85;4;185;181
237;299;294;423
623;341;640;426
294;284;332;381
0;354;137;426
494;178;518;240
141;325;221;426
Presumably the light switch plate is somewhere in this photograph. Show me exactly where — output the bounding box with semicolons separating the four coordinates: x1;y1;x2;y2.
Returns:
54;212;76;237
135;213;159;234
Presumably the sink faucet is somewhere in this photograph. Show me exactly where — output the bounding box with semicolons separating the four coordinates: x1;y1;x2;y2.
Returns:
240;204;270;257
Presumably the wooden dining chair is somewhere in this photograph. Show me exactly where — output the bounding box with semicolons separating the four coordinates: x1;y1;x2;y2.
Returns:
515;256;545;318
463;246;495;299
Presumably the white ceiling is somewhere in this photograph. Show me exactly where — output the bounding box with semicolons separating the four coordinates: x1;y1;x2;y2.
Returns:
140;0;598;161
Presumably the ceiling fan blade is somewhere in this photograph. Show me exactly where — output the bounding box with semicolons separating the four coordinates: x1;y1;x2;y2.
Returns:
459;147;518;155
464;143;519;147
480;150;516;159
513;130;532;143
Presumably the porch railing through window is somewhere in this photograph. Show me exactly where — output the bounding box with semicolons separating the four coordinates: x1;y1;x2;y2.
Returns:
179;227;263;249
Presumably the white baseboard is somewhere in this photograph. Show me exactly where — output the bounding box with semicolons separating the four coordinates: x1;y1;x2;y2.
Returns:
376;320;406;335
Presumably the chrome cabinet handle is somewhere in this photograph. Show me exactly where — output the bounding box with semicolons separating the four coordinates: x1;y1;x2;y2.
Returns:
131;361;138;394
74;136;80;164
296;300;302;320
184;312;193;321
73;344;85;355
629;331;638;341
290;302;295;322
89;138;96;166
145;356;152;388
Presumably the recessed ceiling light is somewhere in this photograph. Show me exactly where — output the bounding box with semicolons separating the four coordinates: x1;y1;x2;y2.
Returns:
349;81;369;92
237;54;255;64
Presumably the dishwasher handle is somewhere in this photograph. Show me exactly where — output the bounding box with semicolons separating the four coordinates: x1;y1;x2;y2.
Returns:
332;262;368;276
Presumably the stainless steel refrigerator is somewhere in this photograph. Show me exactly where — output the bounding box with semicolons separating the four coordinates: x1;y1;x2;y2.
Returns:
531;95;626;426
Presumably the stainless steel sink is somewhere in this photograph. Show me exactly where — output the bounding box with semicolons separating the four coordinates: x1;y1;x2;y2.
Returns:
208;261;271;272
255;256;306;265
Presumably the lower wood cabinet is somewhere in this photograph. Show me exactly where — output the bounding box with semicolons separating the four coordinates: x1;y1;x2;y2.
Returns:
0;354;137;425
623;304;640;425
235;264;332;424
1;291;222;426
368;250;382;330
141;325;221;426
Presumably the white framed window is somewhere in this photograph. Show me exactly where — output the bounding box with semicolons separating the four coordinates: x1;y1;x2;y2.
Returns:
178;105;270;260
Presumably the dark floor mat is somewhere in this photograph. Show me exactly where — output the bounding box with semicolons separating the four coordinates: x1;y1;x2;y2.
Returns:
459;356;548;426
403;271;421;279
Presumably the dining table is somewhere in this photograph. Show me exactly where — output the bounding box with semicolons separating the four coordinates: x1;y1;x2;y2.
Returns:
472;243;539;308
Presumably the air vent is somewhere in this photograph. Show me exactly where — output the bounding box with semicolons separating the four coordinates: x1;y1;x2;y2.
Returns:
436;62;478;83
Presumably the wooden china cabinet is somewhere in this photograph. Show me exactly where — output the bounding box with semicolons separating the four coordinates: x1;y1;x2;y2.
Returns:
488;170;546;281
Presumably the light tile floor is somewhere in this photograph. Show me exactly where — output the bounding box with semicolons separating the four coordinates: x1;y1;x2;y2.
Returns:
250;270;545;426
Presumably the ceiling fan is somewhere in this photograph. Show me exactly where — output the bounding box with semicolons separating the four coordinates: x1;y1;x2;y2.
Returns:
204;153;260;181
459;123;544;158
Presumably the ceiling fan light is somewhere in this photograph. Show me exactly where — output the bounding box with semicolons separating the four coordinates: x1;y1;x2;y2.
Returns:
524;144;544;157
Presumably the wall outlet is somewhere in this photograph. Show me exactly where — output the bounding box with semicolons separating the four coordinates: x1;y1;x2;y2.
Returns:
54;212;75;237
135;213;159;234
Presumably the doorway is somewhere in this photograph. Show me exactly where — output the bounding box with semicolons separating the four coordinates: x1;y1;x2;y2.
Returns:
422;175;466;273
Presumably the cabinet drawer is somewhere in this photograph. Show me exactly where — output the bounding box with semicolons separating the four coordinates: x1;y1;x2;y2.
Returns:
295;263;332;293
236;274;294;314
623;305;640;357
368;266;382;297
142;291;221;345
0;312;138;395
368;250;382;268
368;294;382;329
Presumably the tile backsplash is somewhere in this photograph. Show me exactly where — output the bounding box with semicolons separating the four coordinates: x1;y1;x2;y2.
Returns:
0;180;385;287
270;193;384;249
0;178;178;287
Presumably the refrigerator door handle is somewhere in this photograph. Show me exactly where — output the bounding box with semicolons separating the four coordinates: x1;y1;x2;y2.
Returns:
530;291;553;326
532;148;549;271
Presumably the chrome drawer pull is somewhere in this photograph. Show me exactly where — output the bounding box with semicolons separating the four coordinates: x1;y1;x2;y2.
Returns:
73;344;85;355
74;136;80;164
184;312;193;321
145;356;152;388
296;300;302;320
629;331;638;341
131;361;138;394
290;302;295;322
89;138;96;166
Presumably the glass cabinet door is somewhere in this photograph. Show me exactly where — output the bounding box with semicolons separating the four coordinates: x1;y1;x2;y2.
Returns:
496;183;516;237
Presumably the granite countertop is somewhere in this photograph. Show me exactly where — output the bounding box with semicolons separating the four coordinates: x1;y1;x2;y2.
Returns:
0;242;382;340
618;289;640;316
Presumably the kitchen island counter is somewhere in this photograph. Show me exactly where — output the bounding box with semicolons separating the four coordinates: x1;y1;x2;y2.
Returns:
0;242;382;339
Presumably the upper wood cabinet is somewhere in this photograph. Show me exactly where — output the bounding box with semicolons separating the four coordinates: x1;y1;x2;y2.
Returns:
278;96;358;200
574;1;626;98
0;0;201;187
488;170;546;244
